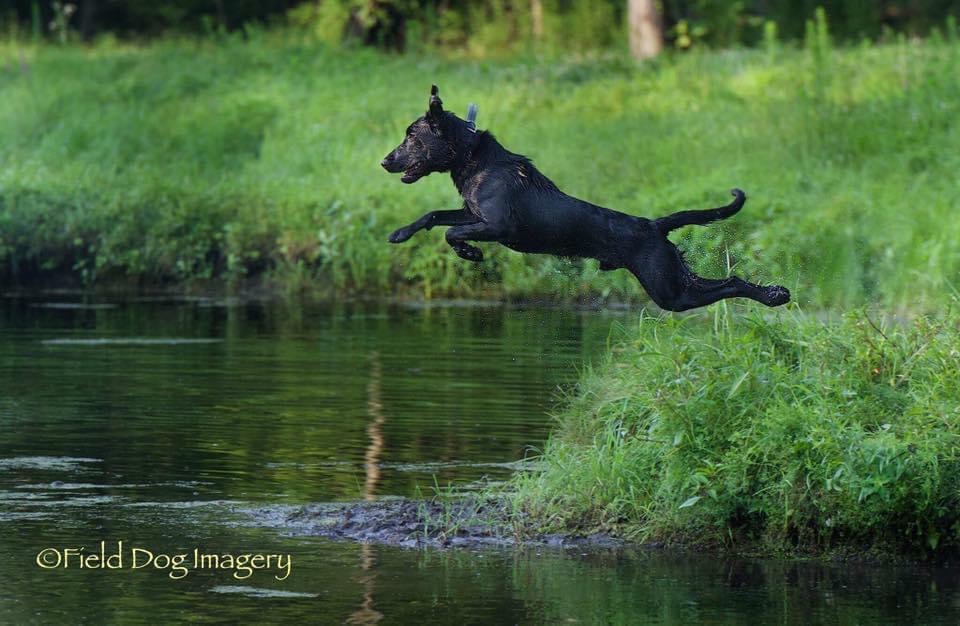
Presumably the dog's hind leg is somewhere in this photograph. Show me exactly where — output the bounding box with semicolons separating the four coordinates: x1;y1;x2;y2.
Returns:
627;243;790;312
636;272;790;312
668;276;790;311
389;209;479;243
653;189;746;234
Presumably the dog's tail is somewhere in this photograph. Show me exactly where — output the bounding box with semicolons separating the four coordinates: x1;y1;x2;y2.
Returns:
654;189;746;233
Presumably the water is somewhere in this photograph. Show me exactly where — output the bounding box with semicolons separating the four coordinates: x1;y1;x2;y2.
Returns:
2;295;959;624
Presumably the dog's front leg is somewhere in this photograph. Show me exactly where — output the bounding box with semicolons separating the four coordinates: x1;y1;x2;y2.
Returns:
444;221;507;263
389;209;479;244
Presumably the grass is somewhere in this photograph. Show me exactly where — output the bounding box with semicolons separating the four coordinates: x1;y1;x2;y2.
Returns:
508;306;960;557
0;25;958;308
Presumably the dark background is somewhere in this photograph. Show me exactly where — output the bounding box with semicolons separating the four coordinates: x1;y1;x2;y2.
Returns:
2;0;958;48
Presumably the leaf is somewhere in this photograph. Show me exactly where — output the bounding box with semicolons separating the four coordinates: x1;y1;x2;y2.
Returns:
727;372;750;399
679;496;701;509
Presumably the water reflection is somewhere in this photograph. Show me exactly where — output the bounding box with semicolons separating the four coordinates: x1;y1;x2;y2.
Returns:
364;351;386;502
348;351;386;625
348;544;384;625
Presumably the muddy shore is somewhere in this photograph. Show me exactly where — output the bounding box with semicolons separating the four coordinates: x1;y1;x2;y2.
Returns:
243;498;625;550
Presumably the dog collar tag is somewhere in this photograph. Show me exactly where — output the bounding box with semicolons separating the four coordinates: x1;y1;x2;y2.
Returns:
466;103;478;132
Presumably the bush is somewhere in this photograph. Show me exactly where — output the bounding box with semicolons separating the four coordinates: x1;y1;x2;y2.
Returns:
0;32;958;306
511;307;960;556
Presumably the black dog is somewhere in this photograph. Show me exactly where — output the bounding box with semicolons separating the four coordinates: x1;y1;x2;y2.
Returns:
381;86;790;312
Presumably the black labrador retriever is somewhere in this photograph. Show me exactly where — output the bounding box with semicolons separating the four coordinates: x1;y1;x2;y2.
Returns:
381;86;790;312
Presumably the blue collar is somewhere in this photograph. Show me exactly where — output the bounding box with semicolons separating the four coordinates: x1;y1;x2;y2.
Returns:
466;103;478;133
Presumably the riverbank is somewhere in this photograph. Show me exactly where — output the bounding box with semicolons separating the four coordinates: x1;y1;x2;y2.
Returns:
506;308;960;560
2;32;959;308
240;306;960;561
245;498;624;550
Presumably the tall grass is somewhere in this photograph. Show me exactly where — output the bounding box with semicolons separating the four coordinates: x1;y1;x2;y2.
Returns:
1;25;958;308
509;307;960;556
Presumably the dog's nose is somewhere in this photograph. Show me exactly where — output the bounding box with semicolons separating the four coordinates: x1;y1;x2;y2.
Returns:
380;157;391;169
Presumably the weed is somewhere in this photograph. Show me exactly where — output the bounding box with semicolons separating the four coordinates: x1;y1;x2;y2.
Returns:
510;309;960;557
0;31;958;308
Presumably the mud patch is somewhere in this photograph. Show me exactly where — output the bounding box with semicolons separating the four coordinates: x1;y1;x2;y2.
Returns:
244;498;624;550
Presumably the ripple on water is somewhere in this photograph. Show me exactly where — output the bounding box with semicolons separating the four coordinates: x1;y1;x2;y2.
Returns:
0;491;53;501
12;495;120;507
260;459;537;472
30;303;117;310
210;586;318;599
0;511;55;521
0;456;102;471
41;338;223;346
14;481;212;490
379;460;537;472
122;500;244;509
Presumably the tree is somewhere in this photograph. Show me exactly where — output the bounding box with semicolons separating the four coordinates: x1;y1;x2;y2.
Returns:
628;0;663;59
531;0;544;40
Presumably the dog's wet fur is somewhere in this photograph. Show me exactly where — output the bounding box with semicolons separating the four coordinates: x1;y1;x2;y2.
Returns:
381;85;790;312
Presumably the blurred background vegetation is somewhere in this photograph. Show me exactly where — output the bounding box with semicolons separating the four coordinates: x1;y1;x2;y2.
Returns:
0;2;958;310
2;1;958;52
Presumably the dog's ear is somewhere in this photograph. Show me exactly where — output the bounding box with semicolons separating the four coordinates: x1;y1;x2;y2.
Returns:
428;84;443;119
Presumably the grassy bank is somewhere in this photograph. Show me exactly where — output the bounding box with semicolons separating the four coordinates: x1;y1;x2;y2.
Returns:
1;28;958;307
508;308;960;558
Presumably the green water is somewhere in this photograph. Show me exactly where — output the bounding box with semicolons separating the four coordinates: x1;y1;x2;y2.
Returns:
2;296;959;624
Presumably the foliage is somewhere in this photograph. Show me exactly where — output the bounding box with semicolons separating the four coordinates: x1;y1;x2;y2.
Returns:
0;27;958;307
509;307;960;556
4;1;957;50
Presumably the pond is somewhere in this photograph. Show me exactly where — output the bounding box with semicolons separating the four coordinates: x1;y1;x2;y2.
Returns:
2;295;958;623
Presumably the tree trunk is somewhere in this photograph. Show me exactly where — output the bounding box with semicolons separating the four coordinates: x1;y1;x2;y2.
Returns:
80;0;98;42
628;0;663;60
531;0;544;40
214;0;227;31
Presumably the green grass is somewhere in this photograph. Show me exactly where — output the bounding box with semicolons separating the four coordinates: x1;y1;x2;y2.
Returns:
1;28;958;308
508;306;960;557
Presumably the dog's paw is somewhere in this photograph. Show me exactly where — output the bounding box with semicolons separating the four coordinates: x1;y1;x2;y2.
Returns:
454;244;484;263
765;285;791;307
389;227;413;244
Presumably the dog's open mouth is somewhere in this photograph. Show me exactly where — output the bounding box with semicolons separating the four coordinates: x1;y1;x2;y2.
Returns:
401;166;427;184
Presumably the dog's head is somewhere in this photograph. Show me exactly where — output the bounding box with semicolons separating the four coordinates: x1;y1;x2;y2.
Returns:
381;85;477;184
